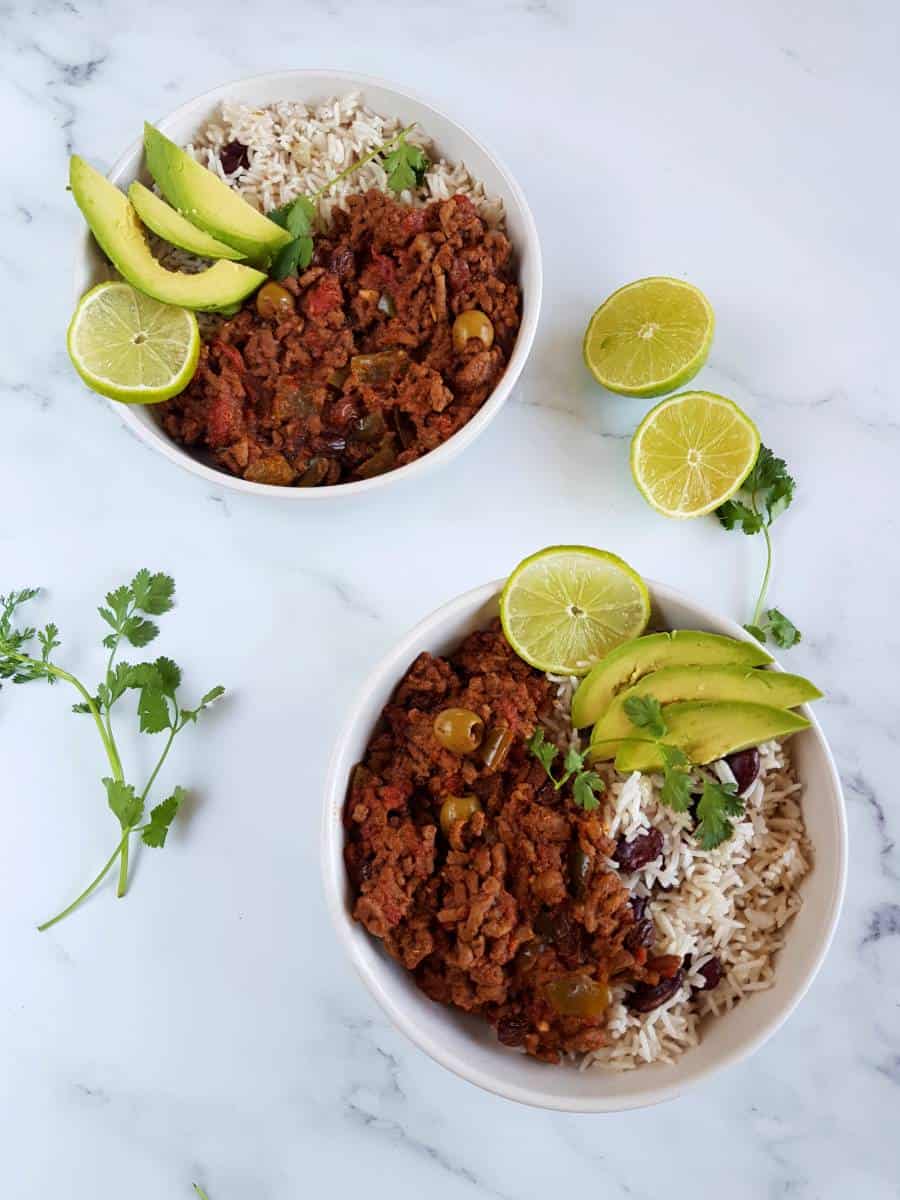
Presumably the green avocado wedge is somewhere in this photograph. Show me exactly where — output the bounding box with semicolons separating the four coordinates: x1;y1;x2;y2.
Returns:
589;664;821;759
610;701;811;772
128;181;246;260
570;631;773;730
71;157;266;311
143;123;291;265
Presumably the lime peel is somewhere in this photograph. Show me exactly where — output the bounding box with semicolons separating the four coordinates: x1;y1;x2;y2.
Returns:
583;277;714;398
500;546;651;676
67;281;200;404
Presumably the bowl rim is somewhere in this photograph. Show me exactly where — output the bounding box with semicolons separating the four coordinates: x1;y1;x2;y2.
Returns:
77;68;543;500
320;577;848;1112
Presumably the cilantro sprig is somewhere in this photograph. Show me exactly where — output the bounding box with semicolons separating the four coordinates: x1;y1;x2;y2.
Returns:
622;695;744;848
265;124;429;280
717;446;801;649
527;727;605;812
0;573;225;931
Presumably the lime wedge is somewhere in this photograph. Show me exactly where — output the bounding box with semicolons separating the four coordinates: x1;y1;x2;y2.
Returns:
500;546;651;676
583;277;714;397
67;281;199;404
630;390;760;518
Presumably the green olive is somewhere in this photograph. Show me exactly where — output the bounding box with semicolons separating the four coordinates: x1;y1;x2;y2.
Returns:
433;707;484;755
452;309;494;354
256;281;295;320
439;794;483;837
545;974;609;1018
479;725;513;770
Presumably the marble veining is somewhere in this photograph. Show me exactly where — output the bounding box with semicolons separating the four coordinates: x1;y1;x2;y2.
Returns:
2;0;899;1197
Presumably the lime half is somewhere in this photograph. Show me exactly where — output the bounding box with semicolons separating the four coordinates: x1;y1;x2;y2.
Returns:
583;277;714;397
630;390;760;519
67;281;199;404
500;546;651;676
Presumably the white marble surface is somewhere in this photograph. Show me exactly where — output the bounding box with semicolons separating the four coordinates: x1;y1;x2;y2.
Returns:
1;0;898;1195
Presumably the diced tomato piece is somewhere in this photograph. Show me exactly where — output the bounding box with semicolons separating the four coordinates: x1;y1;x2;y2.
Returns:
371;251;397;285
401;208;427;238
304;274;343;317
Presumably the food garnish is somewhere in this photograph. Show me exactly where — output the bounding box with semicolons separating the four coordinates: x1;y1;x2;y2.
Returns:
621;695;743;847
266;124;429;281
716;445;801;648
582;276;714;398
527;727;605;812
67;282;200;404
500;546;650;676
629;390;761;519
70;155;267;310
694;777;744;850
0;573;225;930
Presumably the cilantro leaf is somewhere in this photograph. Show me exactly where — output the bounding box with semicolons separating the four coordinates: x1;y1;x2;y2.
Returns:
270;235;313;281
130;570;175;616
765;608;801;649
181;684;226;723
137;683;171;733
715;444;801;647
694;778;743;850
382;138;429;193
104;778;144;830
122;615;159;648
573;769;604;812
527;727;558;773
141;786;184;848
3;576;227;932
623;694;667;738
659;744;693;812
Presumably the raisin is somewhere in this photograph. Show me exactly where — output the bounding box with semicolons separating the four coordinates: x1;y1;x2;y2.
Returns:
615;827;664;872
496;1014;529;1047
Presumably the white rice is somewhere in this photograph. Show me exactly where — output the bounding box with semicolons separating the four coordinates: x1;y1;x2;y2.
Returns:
185;92;505;230
545;675;811;1070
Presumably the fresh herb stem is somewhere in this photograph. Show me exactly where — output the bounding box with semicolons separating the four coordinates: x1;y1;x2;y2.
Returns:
751;522;773;628
310;124;416;201
38;828;132;932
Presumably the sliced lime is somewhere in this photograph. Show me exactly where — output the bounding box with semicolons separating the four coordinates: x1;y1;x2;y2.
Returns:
500;546;651;676
630;391;760;518
583;277;714;397
67;281;199;404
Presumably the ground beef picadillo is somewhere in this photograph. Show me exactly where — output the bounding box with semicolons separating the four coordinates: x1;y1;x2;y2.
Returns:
344;622;681;1063
159;190;521;486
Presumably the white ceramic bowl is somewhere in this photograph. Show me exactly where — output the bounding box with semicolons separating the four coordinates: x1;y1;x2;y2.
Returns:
322;579;847;1112
73;70;542;499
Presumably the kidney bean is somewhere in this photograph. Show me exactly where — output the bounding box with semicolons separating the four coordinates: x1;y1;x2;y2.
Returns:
220;139;250;174
629;894;648;923
615;827;664;872
627;968;685;1013
725;748;761;794
696;955;724;991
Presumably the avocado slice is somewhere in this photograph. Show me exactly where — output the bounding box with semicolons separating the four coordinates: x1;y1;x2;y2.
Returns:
143;123;292;265
128;181;246;261
589;664;821;758
611;701;810;772
570;631;773;729
71;157;266;311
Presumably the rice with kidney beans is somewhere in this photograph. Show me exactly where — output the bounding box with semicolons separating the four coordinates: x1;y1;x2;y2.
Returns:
183;91;505;230
545;675;811;1070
